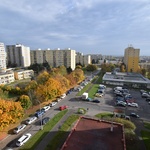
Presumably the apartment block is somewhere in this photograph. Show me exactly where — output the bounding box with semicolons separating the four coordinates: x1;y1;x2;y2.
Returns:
0;42;6;71
6;44;31;67
76;52;91;66
0;71;15;84
14;69;34;80
124;46;140;72
31;48;76;70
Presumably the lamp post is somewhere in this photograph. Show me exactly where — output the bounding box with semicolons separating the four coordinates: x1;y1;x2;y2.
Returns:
37;100;43;130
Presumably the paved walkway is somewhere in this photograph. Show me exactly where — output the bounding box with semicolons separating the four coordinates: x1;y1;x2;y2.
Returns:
34;109;75;150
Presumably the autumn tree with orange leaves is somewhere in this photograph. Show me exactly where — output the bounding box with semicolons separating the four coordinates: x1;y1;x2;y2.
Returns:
0;99;24;130
36;78;63;102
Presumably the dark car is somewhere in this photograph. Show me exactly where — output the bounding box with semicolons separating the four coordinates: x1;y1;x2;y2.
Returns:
130;113;139;118
35;110;45;118
146;97;150;102
92;99;100;103
42;117;50;125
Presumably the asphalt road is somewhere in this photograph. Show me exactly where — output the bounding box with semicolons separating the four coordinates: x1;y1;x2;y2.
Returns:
1;86;150;150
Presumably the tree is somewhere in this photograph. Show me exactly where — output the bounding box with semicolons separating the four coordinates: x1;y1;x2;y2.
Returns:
36;71;50;84
92;59;96;64
36;78;63;102
86;64;98;71
18;95;32;109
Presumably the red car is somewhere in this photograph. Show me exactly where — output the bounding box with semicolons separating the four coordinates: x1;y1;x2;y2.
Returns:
59;105;68;111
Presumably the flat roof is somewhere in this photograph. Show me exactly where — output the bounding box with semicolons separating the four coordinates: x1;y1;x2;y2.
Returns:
103;72;150;84
61;117;126;150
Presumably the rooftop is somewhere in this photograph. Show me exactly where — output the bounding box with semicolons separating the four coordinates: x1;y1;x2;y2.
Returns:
61;117;126;150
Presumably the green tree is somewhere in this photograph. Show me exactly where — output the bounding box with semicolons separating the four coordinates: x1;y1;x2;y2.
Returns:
18;95;32;109
86;64;97;71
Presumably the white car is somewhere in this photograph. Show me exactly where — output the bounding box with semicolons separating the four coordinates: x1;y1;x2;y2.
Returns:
50;101;57;107
25;116;37;125
128;102;138;108
13;124;26;134
61;93;66;99
16;133;31;147
42;105;51;112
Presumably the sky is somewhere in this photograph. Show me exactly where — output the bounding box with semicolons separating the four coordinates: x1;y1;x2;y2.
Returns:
0;0;150;56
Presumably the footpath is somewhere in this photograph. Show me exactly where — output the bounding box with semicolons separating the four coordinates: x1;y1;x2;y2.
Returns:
34;109;75;150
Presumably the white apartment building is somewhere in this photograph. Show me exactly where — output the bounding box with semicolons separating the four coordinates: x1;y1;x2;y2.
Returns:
31;48;76;70
14;69;34;80
6;44;31;67
0;42;6;71
76;52;91;66
0;71;15;84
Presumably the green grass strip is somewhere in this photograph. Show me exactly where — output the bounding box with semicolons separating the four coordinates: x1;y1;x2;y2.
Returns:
88;84;99;99
20;109;68;150
141;130;150;150
95;112;113;119
76;83;92;96
144;121;150;130
45;114;79;150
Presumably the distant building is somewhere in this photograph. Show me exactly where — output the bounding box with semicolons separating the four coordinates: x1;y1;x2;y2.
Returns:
103;72;150;89
6;44;31;67
31;48;76;70
76;52;91;66
0;42;6;71
124;46;140;72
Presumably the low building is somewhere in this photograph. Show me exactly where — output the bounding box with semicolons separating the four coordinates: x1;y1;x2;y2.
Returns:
14;69;34;80
102;72;150;89
0;71;15;84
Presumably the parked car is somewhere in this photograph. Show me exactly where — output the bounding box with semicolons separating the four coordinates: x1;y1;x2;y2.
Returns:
56;98;61;102
61;93;66;99
128;102;138;108
42;105;50;112
25;116;37;125
142;93;150;98
34;110;45;118
59;105;68;111
116;101;127;107
95;93;103;97
13;124;26;134
42;117;50;125
16;133;31;147
146;97;150;102
50;101;57;107
92;99;100;103
130;113;139;118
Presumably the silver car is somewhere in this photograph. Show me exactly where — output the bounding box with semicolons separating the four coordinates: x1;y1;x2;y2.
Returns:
13;124;26;134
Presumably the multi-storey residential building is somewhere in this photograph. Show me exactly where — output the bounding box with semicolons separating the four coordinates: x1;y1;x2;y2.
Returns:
6;44;31;67
124;46;140;72
0;71;15;84
14;69;34;80
31;48;76;70
76;52;91;66
0;42;6;71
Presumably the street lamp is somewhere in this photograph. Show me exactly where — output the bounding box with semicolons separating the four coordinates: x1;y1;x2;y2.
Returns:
37;100;43;130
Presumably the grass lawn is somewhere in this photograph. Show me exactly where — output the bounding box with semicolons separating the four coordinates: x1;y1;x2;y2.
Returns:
76;83;92;96
45;114;79;150
141;130;150;150
20;109;68;150
144;121;150;130
95;112;113;119
88;84;99;99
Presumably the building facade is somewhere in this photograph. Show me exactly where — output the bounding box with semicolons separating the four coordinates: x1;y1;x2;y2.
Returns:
124;46;140;72
76;52;91;66
31;48;76;70
6;44;31;67
0;42;6;71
